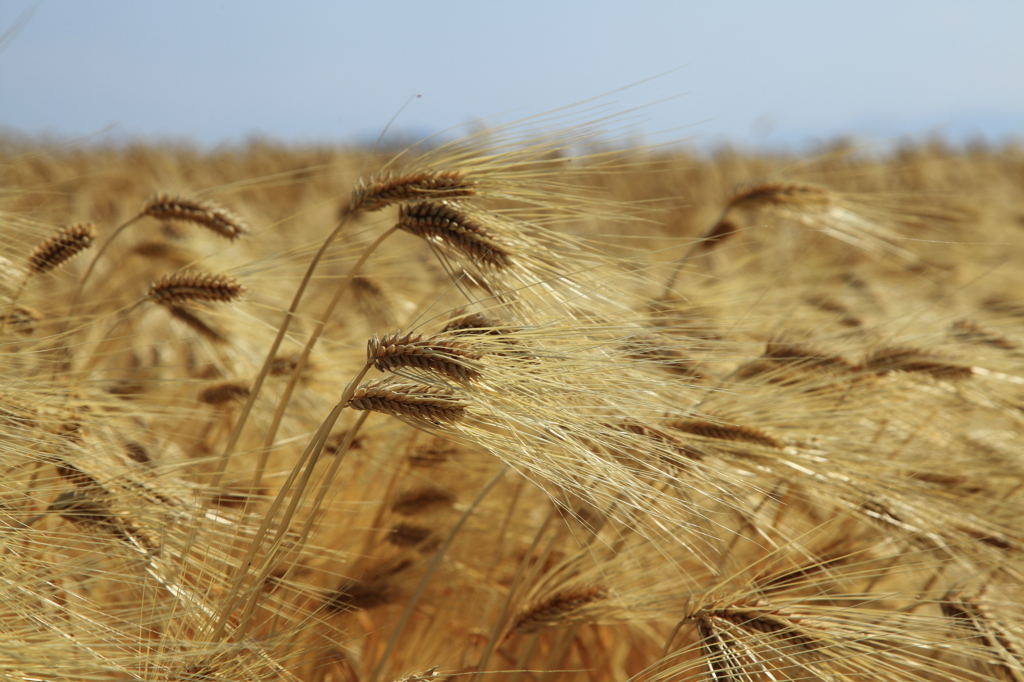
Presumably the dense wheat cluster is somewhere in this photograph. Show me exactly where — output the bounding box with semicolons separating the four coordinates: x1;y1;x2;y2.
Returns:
1;121;1023;682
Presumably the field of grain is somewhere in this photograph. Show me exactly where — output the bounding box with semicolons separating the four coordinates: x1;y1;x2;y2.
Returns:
1;124;1023;682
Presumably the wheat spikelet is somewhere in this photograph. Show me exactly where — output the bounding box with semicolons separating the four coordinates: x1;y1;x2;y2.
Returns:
132;239;195;266
863;346;973;379
141;192;248;241
983;294;1024;318
698;216;741;251
350;275;397;326
442;310;510;335
148;270;244;306
27;222;96;274
199;381;251;406
951;319;1018;349
347;380;468;425
390;487;456;515
670;419;782;448
46;489;159;552
350;170;476;212
804;293;863;327
729;181;834;212
737;340;856;383
325;559;414;613
620;334;704;377
386;523;433;548
405;435;459;467
941;592;1024;681
368;331;482;382
124;441;151;464
617;419;705;463
0;305;40;334
397;202;512;269
511;585;609;634
167;305;228;344
269;354;301;376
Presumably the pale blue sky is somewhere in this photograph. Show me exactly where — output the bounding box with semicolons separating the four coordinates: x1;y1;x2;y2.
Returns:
1;1;1022;150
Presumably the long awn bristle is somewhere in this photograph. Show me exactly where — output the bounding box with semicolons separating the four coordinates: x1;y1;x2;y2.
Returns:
27;222;97;274
148;270;245;306
397;202;512;269
141;193;248;241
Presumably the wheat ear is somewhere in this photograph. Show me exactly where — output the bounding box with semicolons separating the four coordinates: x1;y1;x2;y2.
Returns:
510;585;609;634
198;381;251;406
147;270;245;306
367;331;482;382
27;222;97;275
347;379;469;425
350;170;476;213
661;182;834;297
140;192;248;241
397;202;512;269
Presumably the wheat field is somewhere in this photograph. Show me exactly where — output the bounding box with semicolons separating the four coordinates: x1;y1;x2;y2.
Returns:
1;120;1023;682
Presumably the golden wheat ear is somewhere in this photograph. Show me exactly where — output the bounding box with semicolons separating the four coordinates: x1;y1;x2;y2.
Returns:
26;222;97;275
397;202;512;269
367;331;483;382
349;170;476;213
199;381;252;406
141;192;249;241
510;585;609;635
347;379;469;425
147;270;245;306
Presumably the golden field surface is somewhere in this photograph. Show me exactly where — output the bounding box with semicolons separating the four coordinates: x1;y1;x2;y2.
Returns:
1;124;1024;682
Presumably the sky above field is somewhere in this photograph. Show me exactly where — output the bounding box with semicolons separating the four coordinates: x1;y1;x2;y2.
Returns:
1;1;1022;151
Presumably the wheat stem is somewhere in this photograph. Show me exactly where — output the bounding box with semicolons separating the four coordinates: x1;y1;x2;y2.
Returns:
210;360;374;641
209;397;344;642
240;226;399;502
209;211;355;488
76;214;142;293
232;410;371;641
